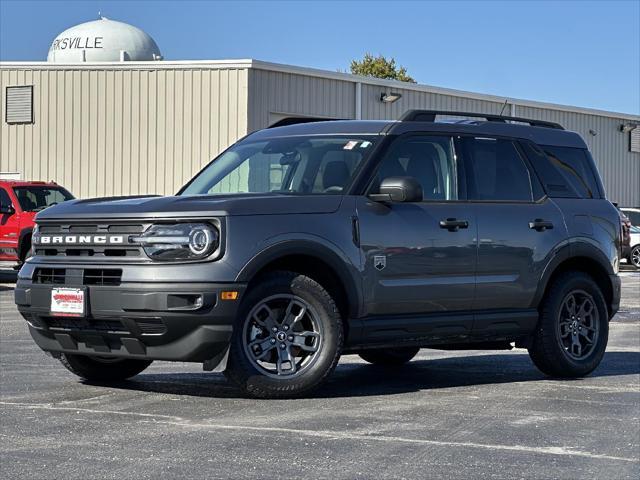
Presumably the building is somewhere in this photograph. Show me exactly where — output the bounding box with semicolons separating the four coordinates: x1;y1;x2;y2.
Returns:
1;21;639;205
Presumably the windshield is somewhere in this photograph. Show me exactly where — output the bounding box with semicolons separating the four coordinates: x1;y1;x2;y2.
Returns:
180;136;378;196
13;186;74;212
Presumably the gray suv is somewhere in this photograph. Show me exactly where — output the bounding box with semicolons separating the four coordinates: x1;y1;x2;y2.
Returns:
15;110;622;398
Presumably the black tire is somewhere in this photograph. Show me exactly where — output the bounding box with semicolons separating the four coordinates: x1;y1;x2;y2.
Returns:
359;347;420;366
528;271;608;378
631;245;640;269
13;238;32;270
59;354;152;381
225;271;343;398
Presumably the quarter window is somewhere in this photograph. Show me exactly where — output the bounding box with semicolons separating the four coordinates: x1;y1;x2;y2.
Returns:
372;135;459;201
540;146;600;199
462;137;533;202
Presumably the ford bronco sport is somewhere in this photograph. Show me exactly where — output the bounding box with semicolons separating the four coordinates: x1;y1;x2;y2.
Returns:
15;110;622;398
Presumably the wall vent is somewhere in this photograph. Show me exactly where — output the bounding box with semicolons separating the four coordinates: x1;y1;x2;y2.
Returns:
631;126;640;153
5;86;34;124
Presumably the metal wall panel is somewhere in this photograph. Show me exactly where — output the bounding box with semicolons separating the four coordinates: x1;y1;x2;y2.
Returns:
0;66;248;197
360;83;508;120
247;69;355;131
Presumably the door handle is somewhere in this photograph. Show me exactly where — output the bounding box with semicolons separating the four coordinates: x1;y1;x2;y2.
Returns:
529;219;554;231
439;218;469;231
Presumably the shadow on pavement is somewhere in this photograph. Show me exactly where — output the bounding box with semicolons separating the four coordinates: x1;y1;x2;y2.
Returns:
86;351;640;399
0;269;17;291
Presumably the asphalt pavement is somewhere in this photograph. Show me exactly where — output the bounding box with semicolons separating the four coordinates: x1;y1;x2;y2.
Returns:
1;267;638;479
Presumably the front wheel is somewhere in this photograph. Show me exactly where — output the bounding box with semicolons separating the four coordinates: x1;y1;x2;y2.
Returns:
528;271;608;378
225;271;343;398
631;245;640;269
359;347;420;366
59;354;152;381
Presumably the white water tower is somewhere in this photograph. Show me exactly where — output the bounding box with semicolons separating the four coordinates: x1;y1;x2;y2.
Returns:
47;17;162;62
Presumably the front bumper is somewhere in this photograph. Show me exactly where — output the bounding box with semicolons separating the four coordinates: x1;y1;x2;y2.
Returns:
15;279;245;363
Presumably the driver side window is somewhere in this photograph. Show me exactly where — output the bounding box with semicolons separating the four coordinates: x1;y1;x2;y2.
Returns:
372;135;459;201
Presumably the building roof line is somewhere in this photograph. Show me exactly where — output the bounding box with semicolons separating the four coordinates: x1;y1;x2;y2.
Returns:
1;58;638;121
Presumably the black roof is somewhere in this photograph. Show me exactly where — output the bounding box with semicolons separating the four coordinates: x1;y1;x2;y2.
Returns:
249;114;587;149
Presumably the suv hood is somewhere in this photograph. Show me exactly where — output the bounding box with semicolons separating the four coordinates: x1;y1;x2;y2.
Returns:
35;194;344;221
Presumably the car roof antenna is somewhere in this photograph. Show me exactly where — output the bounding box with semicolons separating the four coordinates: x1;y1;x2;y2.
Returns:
499;99;509;116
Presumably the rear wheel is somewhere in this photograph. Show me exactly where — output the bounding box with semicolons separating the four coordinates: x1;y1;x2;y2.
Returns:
59;354;152;381
359;347;420;366
528;271;608;378
225;271;343;398
631;245;640;269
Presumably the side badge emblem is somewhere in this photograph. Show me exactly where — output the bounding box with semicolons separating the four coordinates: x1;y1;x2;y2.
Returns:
374;255;386;271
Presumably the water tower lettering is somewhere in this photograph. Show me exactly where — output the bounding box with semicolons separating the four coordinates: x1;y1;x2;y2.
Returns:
51;37;104;51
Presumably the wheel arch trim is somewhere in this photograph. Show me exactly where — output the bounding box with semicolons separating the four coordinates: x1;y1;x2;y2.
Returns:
533;240;616;314
235;238;362;317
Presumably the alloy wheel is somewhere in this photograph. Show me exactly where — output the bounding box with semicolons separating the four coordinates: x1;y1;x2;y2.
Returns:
632;246;640;268
242;294;323;378
556;290;600;360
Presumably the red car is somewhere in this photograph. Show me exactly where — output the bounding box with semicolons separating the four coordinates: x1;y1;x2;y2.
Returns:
0;180;74;268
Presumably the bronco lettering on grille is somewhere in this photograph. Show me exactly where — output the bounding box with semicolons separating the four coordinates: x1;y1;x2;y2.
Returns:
37;235;125;245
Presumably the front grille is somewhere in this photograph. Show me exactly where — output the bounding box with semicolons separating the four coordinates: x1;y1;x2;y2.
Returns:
42;316;130;334
34;268;66;284
35;223;146;260
39;224;145;234
34;268;122;286
83;269;122;286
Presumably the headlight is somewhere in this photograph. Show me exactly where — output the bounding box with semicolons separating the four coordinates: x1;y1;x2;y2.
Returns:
32;224;41;245
131;223;219;261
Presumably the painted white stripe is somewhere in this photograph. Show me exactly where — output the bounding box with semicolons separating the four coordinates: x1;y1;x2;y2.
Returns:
1;401;636;463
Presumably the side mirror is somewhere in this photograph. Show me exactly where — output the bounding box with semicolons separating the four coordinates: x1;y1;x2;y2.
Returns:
368;176;423;203
0;204;15;215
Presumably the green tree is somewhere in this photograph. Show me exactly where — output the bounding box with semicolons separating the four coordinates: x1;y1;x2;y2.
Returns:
349;54;416;83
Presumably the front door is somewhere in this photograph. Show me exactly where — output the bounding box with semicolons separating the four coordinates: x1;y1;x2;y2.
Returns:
357;134;477;316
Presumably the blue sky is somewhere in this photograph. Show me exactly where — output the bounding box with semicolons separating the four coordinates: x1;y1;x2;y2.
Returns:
1;0;638;114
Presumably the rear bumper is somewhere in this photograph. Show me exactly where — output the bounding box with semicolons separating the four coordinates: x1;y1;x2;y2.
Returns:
15;280;245;362
621;245;631;259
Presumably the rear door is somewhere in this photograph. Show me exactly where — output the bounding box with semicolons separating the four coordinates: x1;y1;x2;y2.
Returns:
357;134;477;316
459;136;567;311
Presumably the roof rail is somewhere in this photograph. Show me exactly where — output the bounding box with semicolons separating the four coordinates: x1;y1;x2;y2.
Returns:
399;110;564;130
268;117;344;128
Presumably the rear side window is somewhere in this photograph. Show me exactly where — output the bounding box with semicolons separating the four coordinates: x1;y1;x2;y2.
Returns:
539;146;601;199
461;137;533;202
521;143;602;199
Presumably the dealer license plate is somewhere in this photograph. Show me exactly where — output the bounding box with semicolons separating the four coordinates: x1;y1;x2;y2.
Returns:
50;288;85;317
